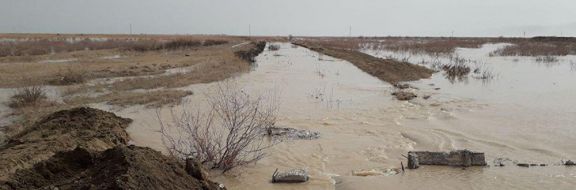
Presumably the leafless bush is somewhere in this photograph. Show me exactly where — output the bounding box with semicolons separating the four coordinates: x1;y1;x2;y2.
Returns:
158;83;278;172
8;86;47;108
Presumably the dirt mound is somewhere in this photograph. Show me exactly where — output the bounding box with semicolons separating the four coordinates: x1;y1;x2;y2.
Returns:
295;42;434;84
0;107;223;189
3;145;222;190
0;107;132;179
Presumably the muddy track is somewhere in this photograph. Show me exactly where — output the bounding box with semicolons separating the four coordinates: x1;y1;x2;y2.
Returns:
294;42;434;84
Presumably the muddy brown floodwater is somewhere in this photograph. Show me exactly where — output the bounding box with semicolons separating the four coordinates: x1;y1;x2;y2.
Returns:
86;43;576;189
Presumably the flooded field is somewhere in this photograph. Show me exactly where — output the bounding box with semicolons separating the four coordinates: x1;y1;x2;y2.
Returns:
1;41;576;189
89;42;576;189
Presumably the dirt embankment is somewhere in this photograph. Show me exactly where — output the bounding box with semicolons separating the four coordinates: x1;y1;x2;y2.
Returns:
0;107;132;178
234;41;267;63
295;42;434;84
0;107;222;190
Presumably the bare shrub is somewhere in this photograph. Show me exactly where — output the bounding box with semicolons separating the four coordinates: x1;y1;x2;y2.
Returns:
9;86;47;108
158;83;278;172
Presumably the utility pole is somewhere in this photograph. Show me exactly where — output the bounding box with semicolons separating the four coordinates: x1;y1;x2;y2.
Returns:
129;24;133;35
349;25;352;37
248;24;252;37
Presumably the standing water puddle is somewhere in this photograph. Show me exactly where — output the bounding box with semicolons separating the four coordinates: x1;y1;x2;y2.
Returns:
71;43;576;189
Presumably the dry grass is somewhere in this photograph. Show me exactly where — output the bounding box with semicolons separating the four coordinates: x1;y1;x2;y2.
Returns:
0;40;242;88
490;37;576;56
108;51;251;91
66;90;193;108
303;37;505;55
0;34;268;137
491;42;573;56
295;41;434;84
0;33;239;57
373;38;488;55
48;69;86;85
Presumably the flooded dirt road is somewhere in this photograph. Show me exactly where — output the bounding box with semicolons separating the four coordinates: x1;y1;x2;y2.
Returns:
15;42;575;189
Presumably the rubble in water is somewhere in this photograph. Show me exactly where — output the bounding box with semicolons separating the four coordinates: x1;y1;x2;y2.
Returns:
407;150;487;169
266;126;320;140
272;169;309;183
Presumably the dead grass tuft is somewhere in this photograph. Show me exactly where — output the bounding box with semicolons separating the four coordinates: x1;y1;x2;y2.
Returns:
8;86;47;108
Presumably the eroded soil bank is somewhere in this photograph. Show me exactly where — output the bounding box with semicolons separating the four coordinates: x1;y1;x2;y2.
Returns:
0;107;222;190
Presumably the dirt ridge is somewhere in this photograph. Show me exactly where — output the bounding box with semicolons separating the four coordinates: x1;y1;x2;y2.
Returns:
294;41;434;84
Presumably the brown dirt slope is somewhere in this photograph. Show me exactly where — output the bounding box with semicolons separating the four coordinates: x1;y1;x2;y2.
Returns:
0;107;222;190
0;107;132;179
3;146;221;190
295;42;434;84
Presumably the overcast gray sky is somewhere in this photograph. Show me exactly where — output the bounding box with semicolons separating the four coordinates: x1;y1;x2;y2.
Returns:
1;0;575;37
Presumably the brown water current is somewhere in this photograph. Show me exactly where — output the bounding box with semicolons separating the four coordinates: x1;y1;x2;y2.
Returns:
3;42;576;189
114;43;576;189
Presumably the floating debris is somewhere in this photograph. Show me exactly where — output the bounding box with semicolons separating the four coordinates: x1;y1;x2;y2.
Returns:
517;163;530;167
352;168;400;177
